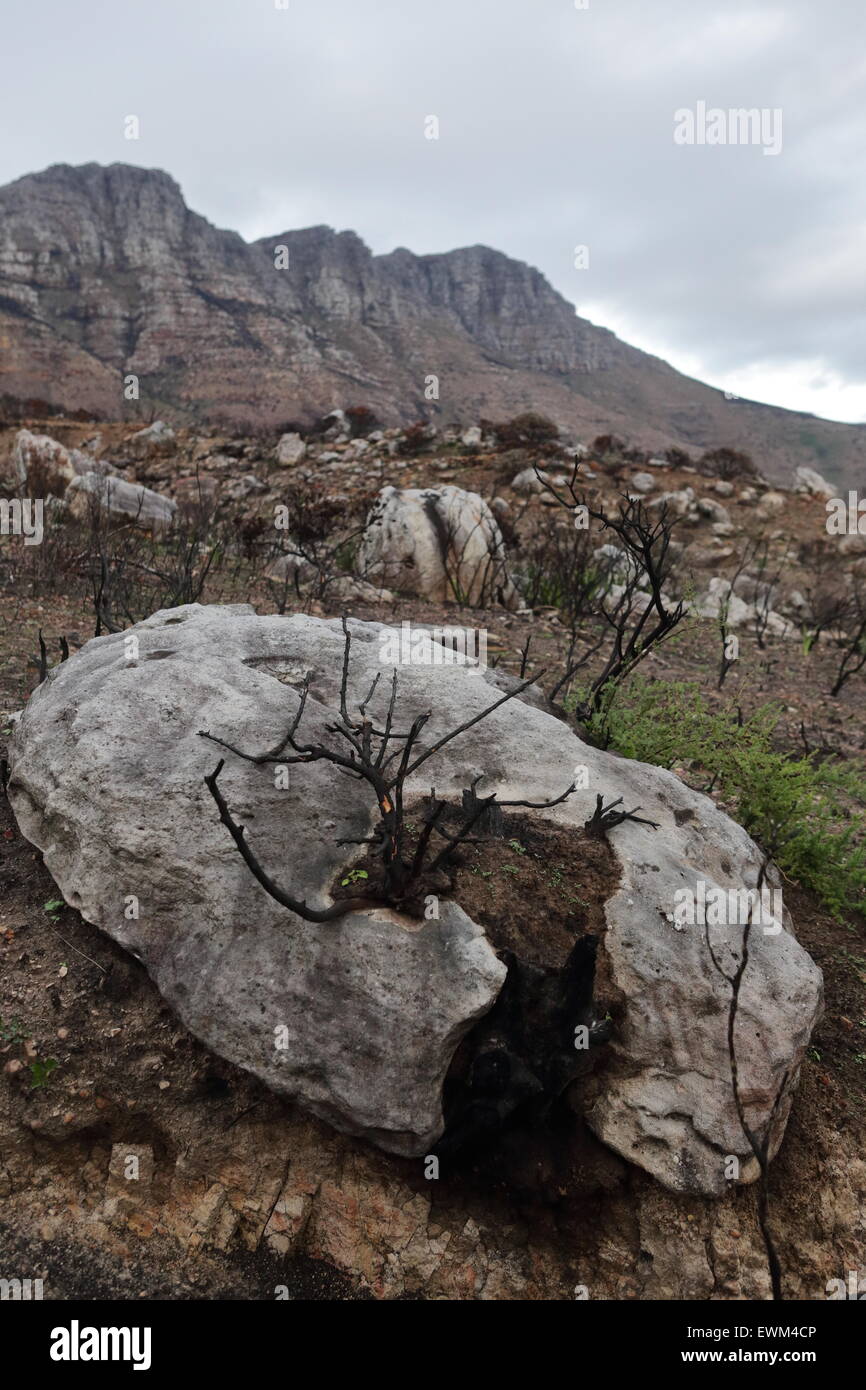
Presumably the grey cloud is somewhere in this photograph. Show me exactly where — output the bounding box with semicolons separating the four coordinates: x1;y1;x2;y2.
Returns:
1;0;863;418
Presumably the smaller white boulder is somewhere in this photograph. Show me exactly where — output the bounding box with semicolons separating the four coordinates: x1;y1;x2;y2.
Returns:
276;433;307;467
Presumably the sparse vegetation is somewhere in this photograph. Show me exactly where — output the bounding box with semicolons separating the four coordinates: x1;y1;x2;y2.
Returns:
585;676;866;919
698;446;759;481
490;412;559;452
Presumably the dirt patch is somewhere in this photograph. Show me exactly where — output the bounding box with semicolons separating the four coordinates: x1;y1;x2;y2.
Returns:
332;807;619;967
782;882;866;1137
443;812;617;967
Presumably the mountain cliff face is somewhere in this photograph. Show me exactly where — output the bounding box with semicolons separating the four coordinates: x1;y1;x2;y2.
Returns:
1;161;864;485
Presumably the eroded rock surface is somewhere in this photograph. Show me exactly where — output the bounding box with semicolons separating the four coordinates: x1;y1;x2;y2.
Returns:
8;604;822;1192
359;485;520;608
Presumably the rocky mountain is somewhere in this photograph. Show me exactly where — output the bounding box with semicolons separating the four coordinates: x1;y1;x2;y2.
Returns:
1;161;864;486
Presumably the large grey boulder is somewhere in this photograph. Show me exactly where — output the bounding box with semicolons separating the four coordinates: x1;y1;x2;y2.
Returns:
65;472;177;528
7;605;822;1191
10;429;90;497
359;485;520;609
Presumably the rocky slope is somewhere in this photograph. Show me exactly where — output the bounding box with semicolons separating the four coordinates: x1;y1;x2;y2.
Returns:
1;162;865;487
1;418;864;1301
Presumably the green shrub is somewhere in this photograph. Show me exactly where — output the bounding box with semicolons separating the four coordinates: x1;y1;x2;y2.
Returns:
578;677;866;920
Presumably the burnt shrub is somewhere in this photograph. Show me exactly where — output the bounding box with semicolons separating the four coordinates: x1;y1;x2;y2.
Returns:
697;446;758;481
664;446;692;469
345;405;379;438
492;412;560;452
400;421;432;455
591;433;625;457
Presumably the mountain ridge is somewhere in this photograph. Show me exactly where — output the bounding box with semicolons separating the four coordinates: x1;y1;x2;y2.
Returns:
1;160;863;486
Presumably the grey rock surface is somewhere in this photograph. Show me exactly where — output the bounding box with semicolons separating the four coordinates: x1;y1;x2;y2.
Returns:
275;432;307;467
65;471;177;527
10;429;88;495
359;484;520;609
794;465;835;498
7;604;822;1189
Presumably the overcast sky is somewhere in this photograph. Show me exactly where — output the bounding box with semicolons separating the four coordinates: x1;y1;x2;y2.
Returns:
3;0;864;422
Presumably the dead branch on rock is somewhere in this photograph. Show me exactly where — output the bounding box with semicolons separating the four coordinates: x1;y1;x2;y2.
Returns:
203;759;368;922
584;793;660;838
201;617;576;918
535;465;685;732
704;855;785;1300
34;628;70;687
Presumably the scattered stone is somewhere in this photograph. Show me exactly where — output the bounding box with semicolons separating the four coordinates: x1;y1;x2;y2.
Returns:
317;409;349;441
65;473;177;528
328;577;395;604
696;577;753;626
794;466;835;498
629;472;656;494
756;491;787;520
648;487;696;518
172;475;219;508
696;497;732;526
688;544;734;567
129;420;175;454
11;430;86;496
275;433;307;467
223;474;266;501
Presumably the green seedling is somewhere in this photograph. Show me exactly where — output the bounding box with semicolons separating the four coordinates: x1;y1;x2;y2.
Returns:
0;1016;29;1045
29;1057;57;1089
